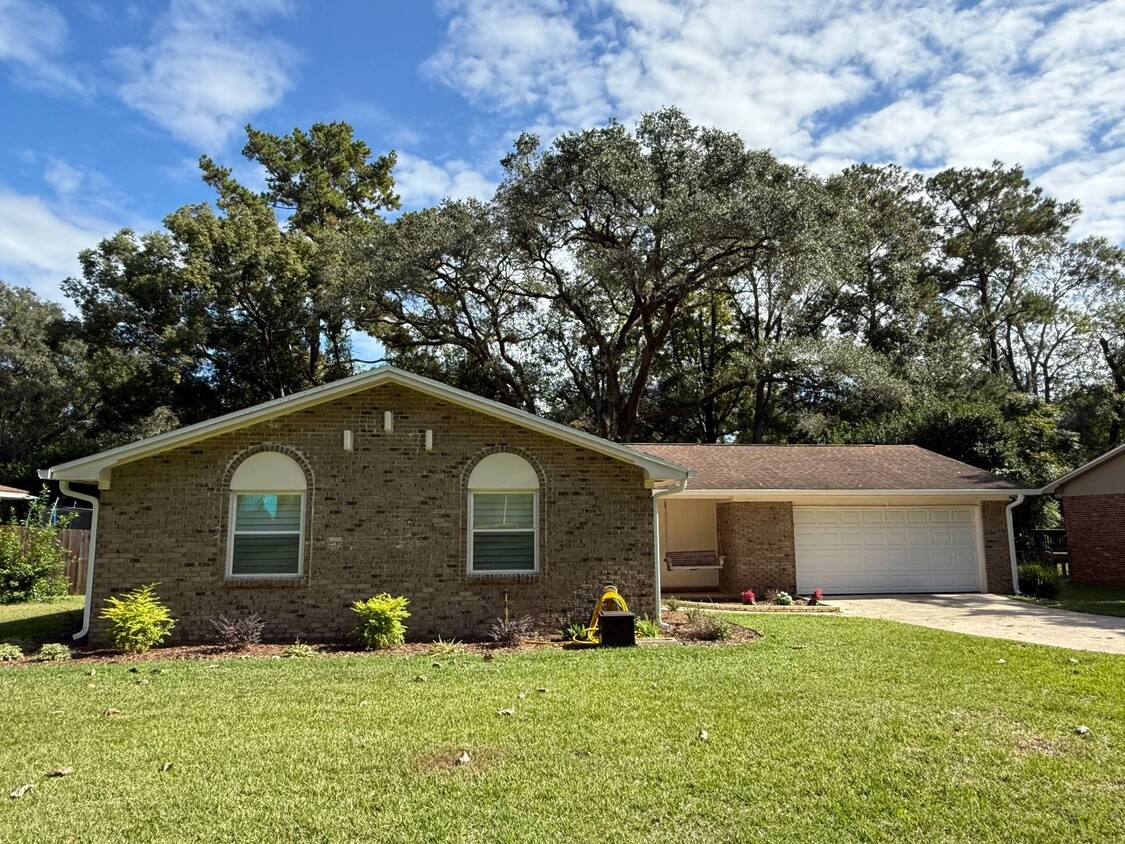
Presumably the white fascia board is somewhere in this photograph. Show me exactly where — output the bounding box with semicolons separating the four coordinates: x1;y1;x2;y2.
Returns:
664;488;1036;500
1041;442;1125;494
41;366;692;485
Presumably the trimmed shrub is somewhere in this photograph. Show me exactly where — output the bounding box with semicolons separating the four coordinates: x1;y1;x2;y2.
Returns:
100;584;176;653
210;614;265;649
36;643;71;662
0;490;73;604
352;593;410;650
1018;564;1063;599
0;642;23;661
635;617;661;638
489;616;534;647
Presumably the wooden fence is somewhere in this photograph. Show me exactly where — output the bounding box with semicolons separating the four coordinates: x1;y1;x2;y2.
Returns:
58;529;90;595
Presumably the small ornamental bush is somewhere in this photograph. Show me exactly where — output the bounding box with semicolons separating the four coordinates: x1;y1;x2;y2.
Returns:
36;643;71;662
695;616;732;641
809;588;824;606
635;617;661;638
1018;564;1063;599
210;614;265;649
489;615;534;647
100;583;176;654
352;593;410;650
740;589;756;605
773;591;794;606
282;640;317;658
426;636;466;656
561;621;587;641
0;642;23;661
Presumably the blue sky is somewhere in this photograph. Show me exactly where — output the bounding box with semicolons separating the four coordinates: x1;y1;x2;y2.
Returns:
2;0;1124;305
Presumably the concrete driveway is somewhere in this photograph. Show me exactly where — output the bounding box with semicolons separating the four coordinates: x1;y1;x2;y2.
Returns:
831;594;1125;654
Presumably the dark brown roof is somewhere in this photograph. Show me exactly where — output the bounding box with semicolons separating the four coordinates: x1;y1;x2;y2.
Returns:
630;444;1026;491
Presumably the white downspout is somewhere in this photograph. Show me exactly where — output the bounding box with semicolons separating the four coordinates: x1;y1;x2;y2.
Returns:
59;481;99;641
652;478;689;624
1006;494;1025;596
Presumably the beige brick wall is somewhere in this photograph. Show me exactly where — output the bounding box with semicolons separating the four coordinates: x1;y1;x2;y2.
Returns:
716;502;797;594
88;383;655;645
981;500;1014;594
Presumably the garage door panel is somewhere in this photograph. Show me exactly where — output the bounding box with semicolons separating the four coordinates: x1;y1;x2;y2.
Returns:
796;506;981;594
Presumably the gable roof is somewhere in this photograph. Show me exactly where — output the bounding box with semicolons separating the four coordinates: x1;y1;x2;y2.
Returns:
631;443;1030;494
1041;442;1125;494
0;484;32;500
41;367;692;487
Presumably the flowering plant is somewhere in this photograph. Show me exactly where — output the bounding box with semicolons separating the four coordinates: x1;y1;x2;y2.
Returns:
740;588;756;605
809;588;824;606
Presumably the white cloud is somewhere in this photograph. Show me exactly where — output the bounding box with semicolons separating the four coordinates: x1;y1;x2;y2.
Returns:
395;152;495;208
425;0;1125;241
0;186;117;298
114;0;299;151
0;0;86;95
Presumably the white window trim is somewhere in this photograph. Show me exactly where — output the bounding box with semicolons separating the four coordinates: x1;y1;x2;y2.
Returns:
227;489;306;579
467;489;539;575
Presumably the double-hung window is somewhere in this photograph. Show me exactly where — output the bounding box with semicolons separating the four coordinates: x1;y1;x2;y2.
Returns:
467;453;539;574
228;452;306;577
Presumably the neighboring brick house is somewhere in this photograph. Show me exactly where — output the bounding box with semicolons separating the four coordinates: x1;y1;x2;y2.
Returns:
42;368;690;645
632;445;1031;597
1043;444;1125;585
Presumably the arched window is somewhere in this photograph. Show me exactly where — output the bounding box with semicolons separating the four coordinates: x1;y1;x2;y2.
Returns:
467;453;539;574
228;452;306;577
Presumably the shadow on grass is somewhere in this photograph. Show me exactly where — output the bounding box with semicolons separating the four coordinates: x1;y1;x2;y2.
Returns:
0;599;83;644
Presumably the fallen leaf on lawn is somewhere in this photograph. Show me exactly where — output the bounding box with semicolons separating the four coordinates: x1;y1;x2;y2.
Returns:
160;762;173;772
87;668;95;677
699;730;709;741
536;688;549;693
432;662;442;669
47;767;74;778
517;693;526;699
9;784;35;799
104;708;122;718
136;679;150;686
50;710;65;716
455;751;471;766
498;708;514;716
359;700;370;706
413;675;427;683
1076;725;1091;735
1067;658;1079;664
86;683;96;689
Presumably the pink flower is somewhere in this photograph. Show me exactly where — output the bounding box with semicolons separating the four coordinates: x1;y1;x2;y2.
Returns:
740;589;756;605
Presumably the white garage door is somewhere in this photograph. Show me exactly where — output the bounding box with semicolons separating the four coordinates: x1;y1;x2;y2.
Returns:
794;506;981;594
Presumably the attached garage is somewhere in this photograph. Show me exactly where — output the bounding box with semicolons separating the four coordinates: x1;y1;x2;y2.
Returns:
634;443;1033;597
794;506;982;594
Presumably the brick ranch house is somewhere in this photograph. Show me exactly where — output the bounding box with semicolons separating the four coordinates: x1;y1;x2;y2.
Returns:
1042;443;1125;585
42;367;1032;646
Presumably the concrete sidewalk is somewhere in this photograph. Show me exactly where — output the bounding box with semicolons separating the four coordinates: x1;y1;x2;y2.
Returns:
831;594;1125;654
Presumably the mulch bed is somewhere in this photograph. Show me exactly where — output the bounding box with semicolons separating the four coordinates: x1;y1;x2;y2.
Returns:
3;614;760;666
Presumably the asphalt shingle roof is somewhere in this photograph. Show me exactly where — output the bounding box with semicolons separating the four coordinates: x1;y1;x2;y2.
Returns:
630;444;1025;491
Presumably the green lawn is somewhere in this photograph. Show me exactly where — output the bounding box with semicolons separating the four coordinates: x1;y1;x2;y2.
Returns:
1016;582;1125;618
0;595;84;644
1;615;1123;844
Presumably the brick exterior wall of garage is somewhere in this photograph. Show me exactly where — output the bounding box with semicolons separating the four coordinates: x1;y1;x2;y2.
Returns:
981;500;1014;594
716;502;797;594
87;383;655;645
1062;494;1125;585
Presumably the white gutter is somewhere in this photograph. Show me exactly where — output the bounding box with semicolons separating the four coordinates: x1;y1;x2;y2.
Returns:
651;479;689;624
59;481;98;642
1006;494;1025;596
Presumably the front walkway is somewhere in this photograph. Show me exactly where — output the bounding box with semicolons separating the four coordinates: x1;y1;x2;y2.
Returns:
831;594;1125;654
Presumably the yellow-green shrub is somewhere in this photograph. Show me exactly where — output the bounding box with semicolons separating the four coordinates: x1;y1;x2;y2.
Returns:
352;593;410;649
100;583;176;653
